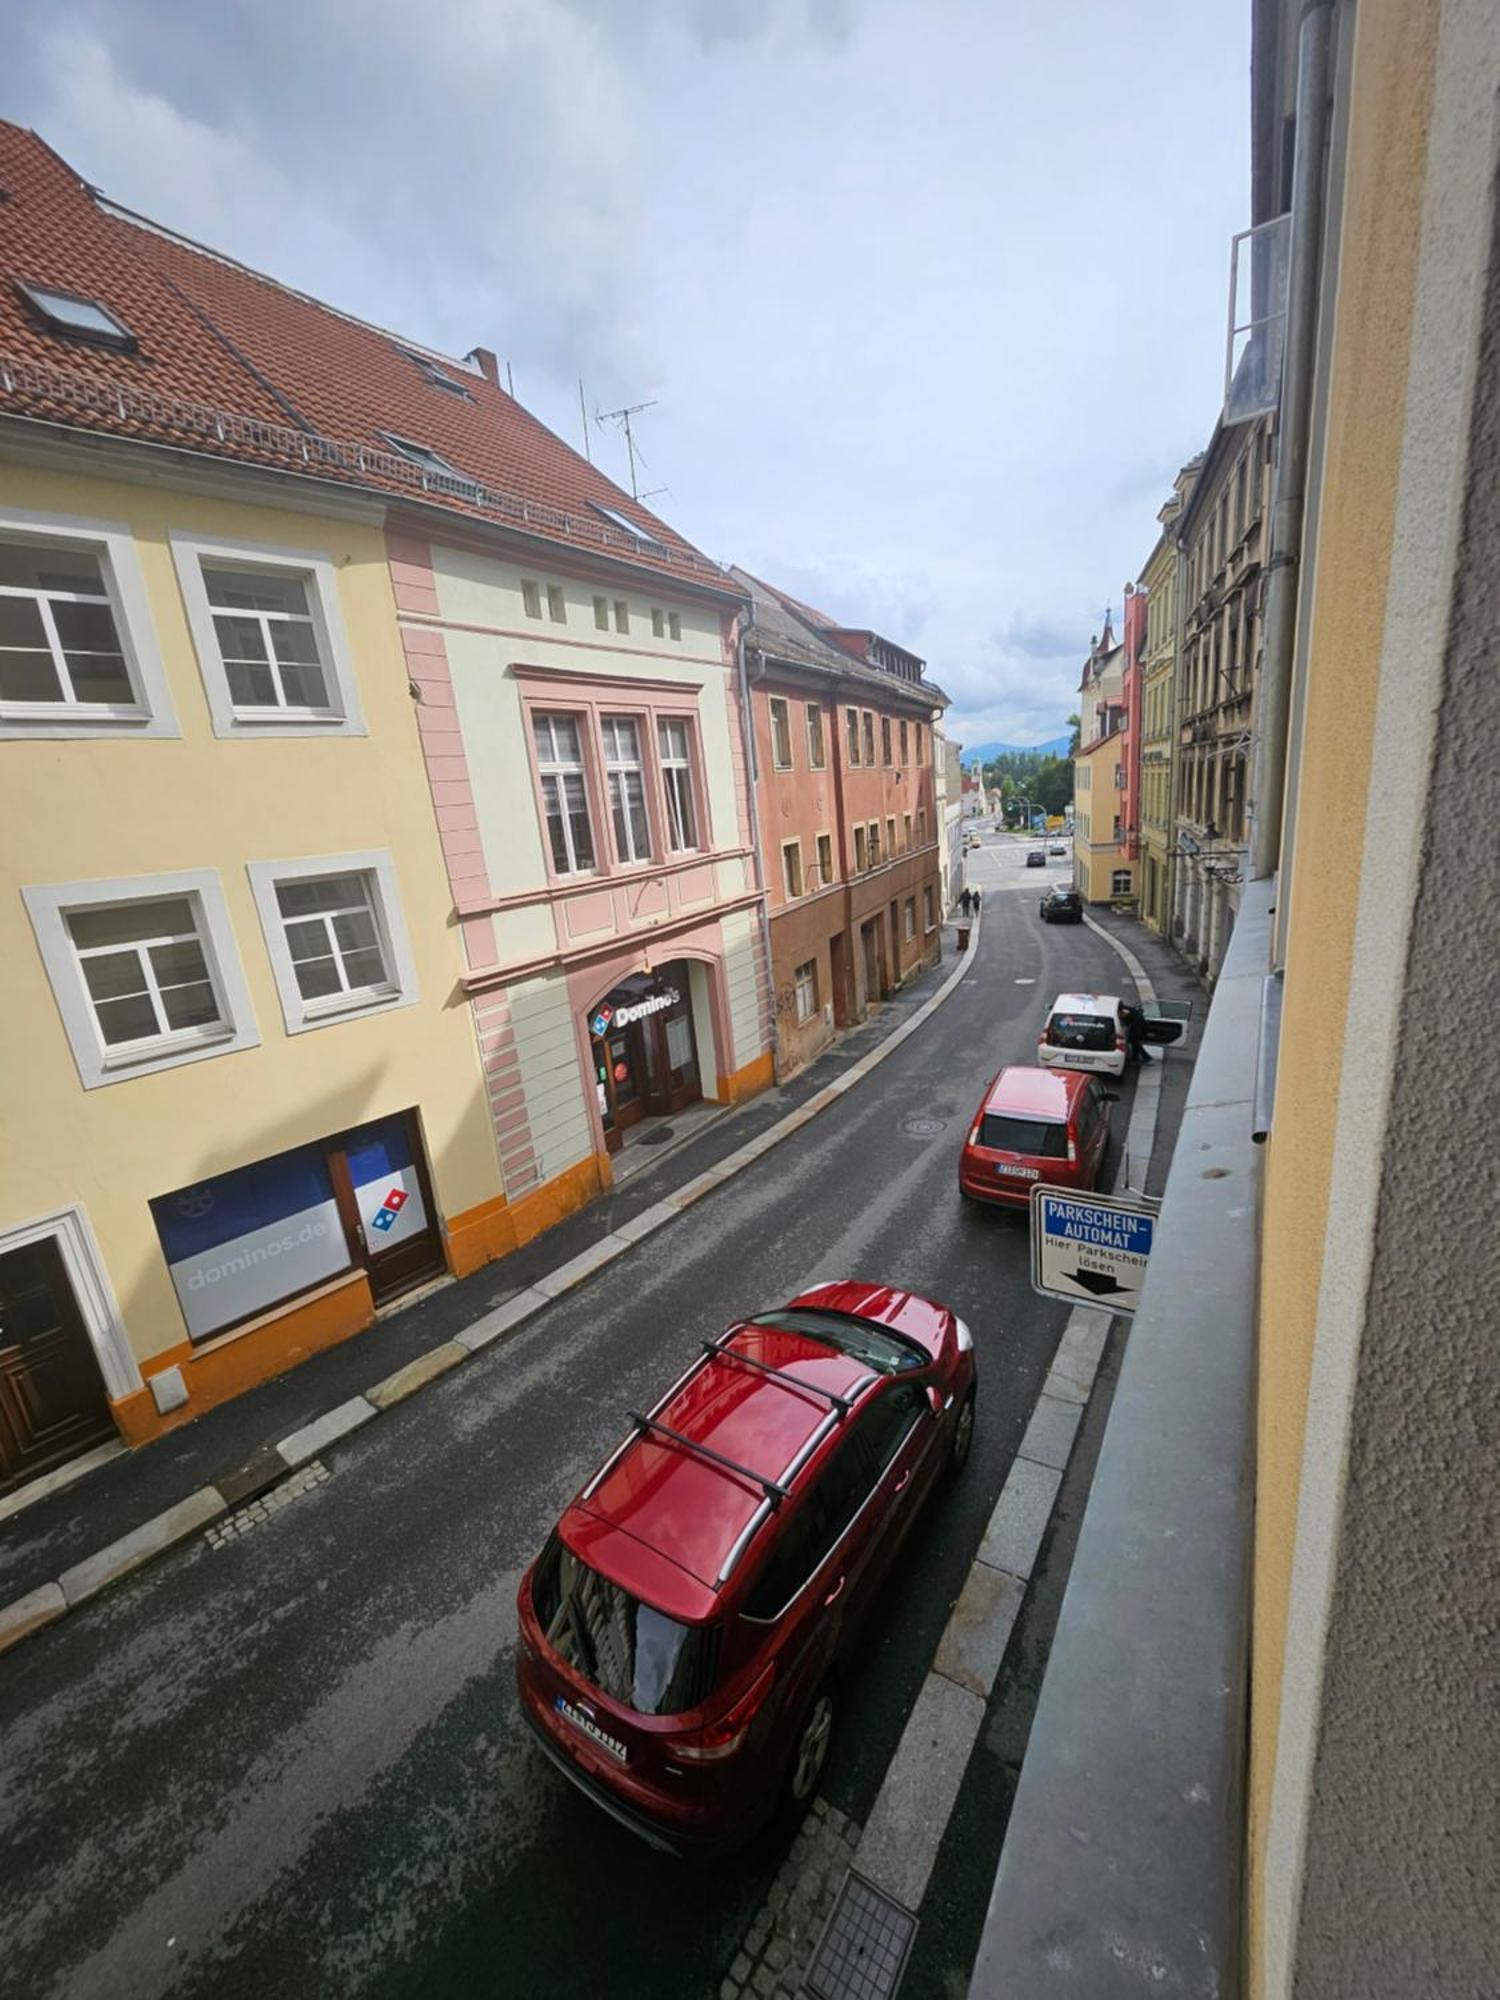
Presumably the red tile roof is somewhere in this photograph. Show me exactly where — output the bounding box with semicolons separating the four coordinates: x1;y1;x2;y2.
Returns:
0;124;734;595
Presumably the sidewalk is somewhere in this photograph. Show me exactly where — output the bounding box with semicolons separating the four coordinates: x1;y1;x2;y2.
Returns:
0;924;974;1620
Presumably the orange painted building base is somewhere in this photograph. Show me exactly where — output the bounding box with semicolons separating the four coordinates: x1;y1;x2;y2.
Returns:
718;1050;775;1105
111;1271;375;1447
100;1113;756;1453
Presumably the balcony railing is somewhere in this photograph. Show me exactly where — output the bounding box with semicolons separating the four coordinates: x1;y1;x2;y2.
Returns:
0;350;734;589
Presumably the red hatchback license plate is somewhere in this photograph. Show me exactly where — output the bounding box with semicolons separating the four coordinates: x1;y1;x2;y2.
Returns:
555;1698;628;1763
996;1163;1040;1179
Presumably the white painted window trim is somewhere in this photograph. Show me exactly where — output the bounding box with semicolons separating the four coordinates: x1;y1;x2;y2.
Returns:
22;869;260;1090
0;1205;142;1402
0;506;178;740
169;529;366;739
246;849;419;1035
781;837;804;900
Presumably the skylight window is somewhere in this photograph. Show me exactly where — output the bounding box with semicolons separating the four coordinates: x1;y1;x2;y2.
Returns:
400;350;473;399
378;433;482;499
589;502;666;551
18;283;134;350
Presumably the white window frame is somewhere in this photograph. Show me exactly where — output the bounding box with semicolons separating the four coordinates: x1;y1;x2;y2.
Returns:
769;696;794;770
903;897;916;941
1111;869;1134;896
781;839;803;900
602;713;653;865
0;507;178;740
806;702;826;769
815;830;835;887
658;717;699;854
23;870;259;1090
793;959;818;1023
924;885;936;933
247;850;419;1035
170;531;365;739
533;711;597;877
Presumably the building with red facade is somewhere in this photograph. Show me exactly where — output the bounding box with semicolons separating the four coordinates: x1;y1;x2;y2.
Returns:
734;571;948;1076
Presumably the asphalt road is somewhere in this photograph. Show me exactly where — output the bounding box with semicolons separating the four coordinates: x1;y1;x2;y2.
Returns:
0;825;1132;2000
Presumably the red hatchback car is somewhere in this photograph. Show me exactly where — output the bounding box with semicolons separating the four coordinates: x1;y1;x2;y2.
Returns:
516;1281;976;1854
958;1064;1114;1207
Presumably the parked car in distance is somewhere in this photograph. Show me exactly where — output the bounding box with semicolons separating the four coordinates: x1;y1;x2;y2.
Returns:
515;1281;977;1855
1048;842;1068;857
1026;848;1046;867
1038;990;1184;1075
1039;885;1083;923
959;1064;1114;1206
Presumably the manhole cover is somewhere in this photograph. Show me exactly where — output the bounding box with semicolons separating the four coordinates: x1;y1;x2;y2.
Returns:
807;1872;918;2000
902;1116;947;1137
636;1125;675;1147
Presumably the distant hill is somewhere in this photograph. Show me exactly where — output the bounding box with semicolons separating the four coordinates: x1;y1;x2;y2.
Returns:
964;733;1072;763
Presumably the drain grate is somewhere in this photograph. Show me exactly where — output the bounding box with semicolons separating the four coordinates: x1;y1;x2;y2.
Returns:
636;1125;675;1147
806;1872;918;2000
901;1116;947;1137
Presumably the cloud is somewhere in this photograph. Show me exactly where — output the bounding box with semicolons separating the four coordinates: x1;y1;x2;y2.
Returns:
2;0;1248;749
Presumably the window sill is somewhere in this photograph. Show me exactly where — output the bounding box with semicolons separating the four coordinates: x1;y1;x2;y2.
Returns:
290;985;409;1033
100;1026;235;1071
1;704;151;725
227;708;347;728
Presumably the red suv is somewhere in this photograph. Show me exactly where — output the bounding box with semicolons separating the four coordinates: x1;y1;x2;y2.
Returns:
516;1281;976;1854
959;1064;1114;1207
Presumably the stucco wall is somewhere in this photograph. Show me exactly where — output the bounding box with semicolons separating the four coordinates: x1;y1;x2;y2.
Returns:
0;461;502;1368
1279;9;1500;1989
1250;0;1440;1973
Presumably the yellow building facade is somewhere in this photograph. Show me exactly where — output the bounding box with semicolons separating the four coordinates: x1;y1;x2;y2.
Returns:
1;445;507;1476
1137;463;1196;935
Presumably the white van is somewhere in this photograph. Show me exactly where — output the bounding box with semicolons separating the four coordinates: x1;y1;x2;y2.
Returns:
1038;991;1185;1076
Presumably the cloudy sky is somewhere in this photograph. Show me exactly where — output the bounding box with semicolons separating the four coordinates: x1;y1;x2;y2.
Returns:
4;0;1248;750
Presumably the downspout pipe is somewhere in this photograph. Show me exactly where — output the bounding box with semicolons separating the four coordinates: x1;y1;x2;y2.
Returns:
1249;0;1334;884
735;618;780;1084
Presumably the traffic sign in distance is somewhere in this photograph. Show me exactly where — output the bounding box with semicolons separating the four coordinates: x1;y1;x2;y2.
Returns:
1029;1185;1160;1314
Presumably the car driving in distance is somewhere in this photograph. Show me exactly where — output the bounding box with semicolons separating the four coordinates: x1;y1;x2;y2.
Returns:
1025;847;1046;867
1039;885;1083;923
959;1064;1113;1206
1048;841;1068;857
515;1282;977;1854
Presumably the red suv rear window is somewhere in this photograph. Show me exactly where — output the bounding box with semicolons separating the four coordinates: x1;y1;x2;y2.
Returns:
979;1113;1069;1156
532;1535;720;1714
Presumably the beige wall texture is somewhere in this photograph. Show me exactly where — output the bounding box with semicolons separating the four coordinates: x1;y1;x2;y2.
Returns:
1251;1;1499;1992
1;459;503;1373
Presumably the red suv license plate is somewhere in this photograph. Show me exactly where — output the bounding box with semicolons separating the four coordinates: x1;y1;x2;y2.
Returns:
555;1697;628;1762
996;1163;1040;1179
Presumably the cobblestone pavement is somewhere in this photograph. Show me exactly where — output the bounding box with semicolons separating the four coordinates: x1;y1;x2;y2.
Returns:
721;1799;862;2000
203;1460;329;1549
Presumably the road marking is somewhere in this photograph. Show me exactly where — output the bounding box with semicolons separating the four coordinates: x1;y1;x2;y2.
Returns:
1014;977;1035;984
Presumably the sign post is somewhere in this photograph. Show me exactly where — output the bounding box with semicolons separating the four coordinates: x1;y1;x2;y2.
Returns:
1029;1185;1160;1313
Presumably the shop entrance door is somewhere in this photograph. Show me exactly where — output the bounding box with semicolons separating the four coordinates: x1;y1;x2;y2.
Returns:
330;1112;445;1307
0;1236;115;1497
588;966;703;1152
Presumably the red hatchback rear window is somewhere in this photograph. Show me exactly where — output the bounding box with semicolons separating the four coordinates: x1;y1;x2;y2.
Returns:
979;1113;1069;1156
532;1535;720;1715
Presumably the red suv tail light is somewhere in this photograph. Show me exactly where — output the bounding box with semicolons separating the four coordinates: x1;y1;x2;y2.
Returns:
674;1662;776;1764
967;1121;981;1147
1067;1132;1077;1165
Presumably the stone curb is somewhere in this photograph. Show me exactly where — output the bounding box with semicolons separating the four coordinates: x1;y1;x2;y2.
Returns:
0;913;984;1660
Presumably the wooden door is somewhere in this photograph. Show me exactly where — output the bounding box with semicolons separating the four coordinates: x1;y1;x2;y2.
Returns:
0;1237;115;1496
329;1112;445;1307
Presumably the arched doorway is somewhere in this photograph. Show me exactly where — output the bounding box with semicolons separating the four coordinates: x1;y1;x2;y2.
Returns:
584;962;705;1156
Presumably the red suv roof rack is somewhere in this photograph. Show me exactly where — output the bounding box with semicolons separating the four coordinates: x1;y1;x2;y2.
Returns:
700;1337;860;1416
628;1410;791;1506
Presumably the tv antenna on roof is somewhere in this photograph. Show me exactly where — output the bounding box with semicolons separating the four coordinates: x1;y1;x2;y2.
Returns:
595;398;666;502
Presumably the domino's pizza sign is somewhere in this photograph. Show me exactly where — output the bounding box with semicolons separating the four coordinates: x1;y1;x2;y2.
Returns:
591;1005;614;1038
369;1187;409;1234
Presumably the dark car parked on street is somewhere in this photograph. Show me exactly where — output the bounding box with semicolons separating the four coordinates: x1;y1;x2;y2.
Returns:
1039;885;1083;923
516;1282;977;1855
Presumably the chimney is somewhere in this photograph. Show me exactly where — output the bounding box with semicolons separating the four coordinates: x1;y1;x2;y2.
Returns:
466;347;501;387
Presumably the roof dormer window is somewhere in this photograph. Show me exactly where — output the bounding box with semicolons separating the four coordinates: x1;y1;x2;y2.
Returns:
18;283;135;351
378;433;481;499
589;502;665;552
400;350;473;399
